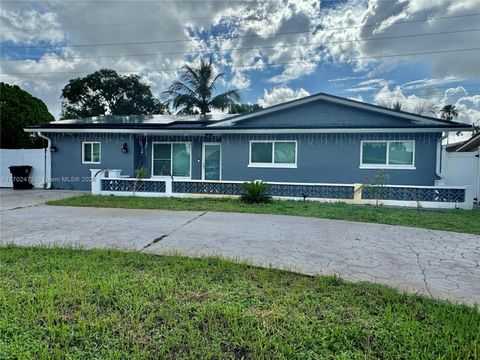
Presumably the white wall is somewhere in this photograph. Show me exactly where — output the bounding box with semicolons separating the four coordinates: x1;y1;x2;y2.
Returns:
0;149;50;188
442;150;480;204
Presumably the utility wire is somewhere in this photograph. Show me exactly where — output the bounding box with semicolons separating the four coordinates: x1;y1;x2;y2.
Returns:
1;11;478;34
2;27;478;62
2;46;479;75
2;13;479;49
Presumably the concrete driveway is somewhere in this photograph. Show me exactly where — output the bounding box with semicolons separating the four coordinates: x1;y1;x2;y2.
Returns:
1;189;479;305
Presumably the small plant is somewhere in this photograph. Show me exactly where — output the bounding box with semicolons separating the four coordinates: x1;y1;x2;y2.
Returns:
356;171;390;207
132;166;148;194
241;180;272;204
135;166;148;180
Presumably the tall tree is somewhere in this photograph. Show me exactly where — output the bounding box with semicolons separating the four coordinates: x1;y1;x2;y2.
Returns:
378;99;439;117
61;69;166;119
412;99;440;117
228;103;262;114
164;58;240;115
377;100;406;112
439;104;459;121
0;82;54;149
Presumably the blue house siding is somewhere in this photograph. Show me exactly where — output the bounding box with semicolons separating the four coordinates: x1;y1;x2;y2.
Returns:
49;134;135;190
221;133;440;186
230;99;431;128
47;132;440;190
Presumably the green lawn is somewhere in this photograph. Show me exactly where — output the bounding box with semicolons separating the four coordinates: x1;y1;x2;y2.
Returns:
0;246;478;359
49;195;480;235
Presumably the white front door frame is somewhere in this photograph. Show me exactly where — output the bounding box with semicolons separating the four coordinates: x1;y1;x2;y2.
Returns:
202;142;222;181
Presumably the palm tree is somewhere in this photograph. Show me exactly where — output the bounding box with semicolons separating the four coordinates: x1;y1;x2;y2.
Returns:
377;100;406;112
164;58;240;115
391;101;405;112
412;99;440;117
439;105;459;121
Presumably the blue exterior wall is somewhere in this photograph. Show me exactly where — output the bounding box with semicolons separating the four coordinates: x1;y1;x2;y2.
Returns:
233;99;429;128
47;132;440;190
220;133;440;185
49;134;135;190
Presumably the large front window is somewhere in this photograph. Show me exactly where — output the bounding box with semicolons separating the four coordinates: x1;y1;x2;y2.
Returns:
361;140;415;169
249;141;297;168
152;142;191;177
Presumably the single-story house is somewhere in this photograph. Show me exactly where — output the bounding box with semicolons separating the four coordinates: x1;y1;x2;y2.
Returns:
25;92;471;192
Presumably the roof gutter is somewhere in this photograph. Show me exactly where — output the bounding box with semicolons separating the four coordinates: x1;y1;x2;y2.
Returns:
436;133;449;179
24;127;471;135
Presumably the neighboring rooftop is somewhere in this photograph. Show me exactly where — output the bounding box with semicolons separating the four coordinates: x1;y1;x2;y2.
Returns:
445;133;480;152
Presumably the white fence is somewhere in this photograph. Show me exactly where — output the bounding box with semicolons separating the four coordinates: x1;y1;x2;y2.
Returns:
0;148;50;188
91;169;473;210
442;150;480;204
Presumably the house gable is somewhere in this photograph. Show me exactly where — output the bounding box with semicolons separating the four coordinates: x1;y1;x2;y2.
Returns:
210;93;462;130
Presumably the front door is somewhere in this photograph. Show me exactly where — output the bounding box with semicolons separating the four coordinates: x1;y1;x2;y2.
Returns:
202;143;221;180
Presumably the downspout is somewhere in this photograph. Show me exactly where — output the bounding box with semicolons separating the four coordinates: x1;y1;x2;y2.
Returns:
436;133;449;179
37;132;52;189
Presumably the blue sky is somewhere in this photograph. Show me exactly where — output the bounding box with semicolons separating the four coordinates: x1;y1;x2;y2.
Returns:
1;0;479;124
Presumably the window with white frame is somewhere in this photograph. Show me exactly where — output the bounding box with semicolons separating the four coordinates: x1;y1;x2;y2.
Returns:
152;142;191;177
360;140;415;168
249;141;297;167
82;142;101;163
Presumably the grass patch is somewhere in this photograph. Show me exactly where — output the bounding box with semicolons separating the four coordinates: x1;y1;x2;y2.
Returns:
1;246;479;359
49;195;480;235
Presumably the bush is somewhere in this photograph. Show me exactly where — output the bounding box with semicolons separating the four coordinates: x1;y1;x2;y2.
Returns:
135;166;148;180
241;181;272;204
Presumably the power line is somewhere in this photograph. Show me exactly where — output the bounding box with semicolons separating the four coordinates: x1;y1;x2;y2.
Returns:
0;0;451;3
2;27;478;62
0;16;218;33
2;13;479;49
1;10;478;35
2;46;480;75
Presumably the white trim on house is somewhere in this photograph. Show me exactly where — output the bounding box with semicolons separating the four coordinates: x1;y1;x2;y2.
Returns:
26;127;468;135
208;93;459;127
151;141;192;179
202;142;222;181
81;141;101;164
248;140;298;168
359;140;416;170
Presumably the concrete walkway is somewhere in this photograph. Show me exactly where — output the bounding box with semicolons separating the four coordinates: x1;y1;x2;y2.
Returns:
1;189;479;305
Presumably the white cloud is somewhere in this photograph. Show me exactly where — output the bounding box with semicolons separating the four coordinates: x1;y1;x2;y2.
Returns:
1;0;479;120
0;9;65;44
313;0;480;78
0;1;221;117
257;87;310;108
374;85;479;125
348;95;365;102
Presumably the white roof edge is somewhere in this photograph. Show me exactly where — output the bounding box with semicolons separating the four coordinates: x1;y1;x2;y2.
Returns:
208;93;459;127
25;127;465;134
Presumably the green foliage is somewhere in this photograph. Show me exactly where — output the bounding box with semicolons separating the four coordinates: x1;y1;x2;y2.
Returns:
1;246;479;358
134;165;148;180
0;82;54;148
364;171;390;207
241;180;272;204
49;195;480;235
440;104;459;121
228;103;262;114
164;58;241;115
60;69;166;119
